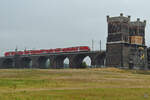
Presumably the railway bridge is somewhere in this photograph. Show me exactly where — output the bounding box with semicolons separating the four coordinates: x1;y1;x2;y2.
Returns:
0;51;106;69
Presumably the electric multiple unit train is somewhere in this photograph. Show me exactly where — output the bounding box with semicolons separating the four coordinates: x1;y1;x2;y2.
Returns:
4;46;91;56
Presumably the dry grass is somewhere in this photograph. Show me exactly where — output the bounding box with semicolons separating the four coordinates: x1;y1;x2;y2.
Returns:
0;68;150;100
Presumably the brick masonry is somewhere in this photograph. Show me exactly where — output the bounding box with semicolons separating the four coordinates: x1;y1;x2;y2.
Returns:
106;13;148;69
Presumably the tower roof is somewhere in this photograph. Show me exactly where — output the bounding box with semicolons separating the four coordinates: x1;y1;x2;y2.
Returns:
130;18;146;27
107;13;130;23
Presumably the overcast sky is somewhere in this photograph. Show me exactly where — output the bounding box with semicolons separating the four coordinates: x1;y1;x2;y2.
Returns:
0;0;150;56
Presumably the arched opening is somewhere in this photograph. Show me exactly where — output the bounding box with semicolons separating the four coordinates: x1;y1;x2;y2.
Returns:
2;58;14;68
54;56;69;69
82;56;91;68
70;54;91;68
63;57;70;68
38;56;50;69
45;58;51;68
21;57;32;68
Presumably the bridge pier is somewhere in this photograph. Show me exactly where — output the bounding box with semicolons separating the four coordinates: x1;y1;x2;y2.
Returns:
30;57;39;68
0;58;14;68
37;56;49;69
91;52;106;68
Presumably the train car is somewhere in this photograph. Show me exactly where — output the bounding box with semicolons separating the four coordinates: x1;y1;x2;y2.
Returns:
4;52;10;56
17;51;24;55
10;52;16;56
24;50;31;55
48;49;55;53
30;50;40;55
4;46;91;56
4;51;16;56
54;48;61;53
79;46;90;51
39;50;48;54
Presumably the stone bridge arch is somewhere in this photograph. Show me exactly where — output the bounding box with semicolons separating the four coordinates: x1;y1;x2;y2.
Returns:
2;58;14;68
82;56;92;67
37;56;50;69
63;57;70;68
52;55;71;69
20;57;32;68
69;54;93;68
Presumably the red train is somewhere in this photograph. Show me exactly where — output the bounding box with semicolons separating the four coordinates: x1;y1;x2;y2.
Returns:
4;46;90;56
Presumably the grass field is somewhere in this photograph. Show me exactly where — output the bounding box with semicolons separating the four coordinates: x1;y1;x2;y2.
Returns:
0;68;150;100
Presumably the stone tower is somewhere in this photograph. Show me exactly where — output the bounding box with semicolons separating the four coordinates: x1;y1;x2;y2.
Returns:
129;18;146;45
107;13;130;43
106;13;147;69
